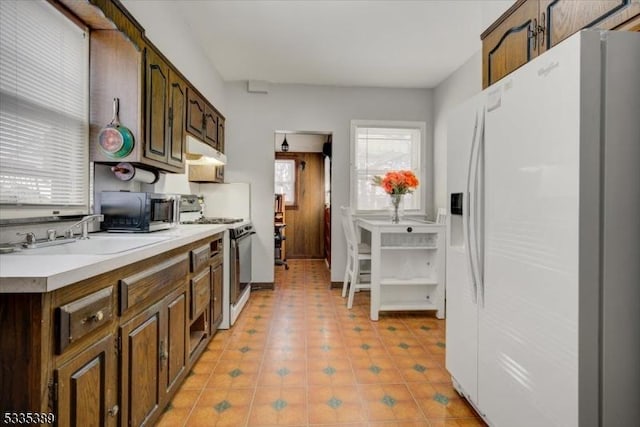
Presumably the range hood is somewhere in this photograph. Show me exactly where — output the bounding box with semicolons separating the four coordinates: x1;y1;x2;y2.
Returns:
185;134;227;165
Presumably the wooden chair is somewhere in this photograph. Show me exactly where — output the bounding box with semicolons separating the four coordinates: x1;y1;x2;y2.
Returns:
340;206;371;308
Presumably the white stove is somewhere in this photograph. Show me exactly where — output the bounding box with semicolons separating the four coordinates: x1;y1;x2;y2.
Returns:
179;194;254;329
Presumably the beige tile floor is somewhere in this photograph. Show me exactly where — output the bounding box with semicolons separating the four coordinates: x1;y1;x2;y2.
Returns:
158;259;485;427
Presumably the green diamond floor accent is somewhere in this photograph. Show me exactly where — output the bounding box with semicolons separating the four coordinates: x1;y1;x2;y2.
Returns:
319;327;328;333
420;325;431;331
214;400;232;413
316;303;323;307
259;303;267;308
246;329;257;335
228;368;243;378
387;326;397;331
436;342;446;348
353;326;363;332
433;393;450;405
398;342;410;349
163;402;173;413
322;366;337;376
321;344;331;352
327;397;343;409
272;399;288;411
187;369;195;377
254;315;262;320
360;343;371;350
349;313;356;319
239;346;250;353
276;367;291;377
369;365;382;374
413;364;427;373
381;395;397;407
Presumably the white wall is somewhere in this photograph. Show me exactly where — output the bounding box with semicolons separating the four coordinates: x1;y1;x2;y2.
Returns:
432;52;483;213
224;82;433;283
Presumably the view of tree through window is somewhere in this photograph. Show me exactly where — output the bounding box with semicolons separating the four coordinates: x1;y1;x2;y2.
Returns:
274;159;296;205
351;122;424;212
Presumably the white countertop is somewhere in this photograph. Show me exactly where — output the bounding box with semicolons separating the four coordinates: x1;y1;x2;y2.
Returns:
0;225;227;294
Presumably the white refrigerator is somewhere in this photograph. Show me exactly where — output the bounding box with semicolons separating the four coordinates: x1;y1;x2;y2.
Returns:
446;30;640;427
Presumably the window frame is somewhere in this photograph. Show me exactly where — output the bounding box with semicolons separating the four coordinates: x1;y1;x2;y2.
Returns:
349;120;426;215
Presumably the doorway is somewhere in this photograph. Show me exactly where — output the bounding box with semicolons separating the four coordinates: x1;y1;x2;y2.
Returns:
274;132;331;263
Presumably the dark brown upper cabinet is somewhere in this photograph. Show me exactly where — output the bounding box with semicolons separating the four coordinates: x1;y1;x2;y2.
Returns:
482;0;640;88
74;0;226;174
186;88;224;153
168;69;187;167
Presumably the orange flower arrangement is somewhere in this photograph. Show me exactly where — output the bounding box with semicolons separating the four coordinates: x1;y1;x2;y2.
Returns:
372;170;419;195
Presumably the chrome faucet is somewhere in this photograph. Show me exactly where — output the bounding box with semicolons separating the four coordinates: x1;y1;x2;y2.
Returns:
64;214;104;239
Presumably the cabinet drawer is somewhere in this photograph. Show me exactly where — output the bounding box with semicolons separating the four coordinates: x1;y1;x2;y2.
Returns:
191;243;211;273
191;267;211;318
120;254;189;313
56;287;114;354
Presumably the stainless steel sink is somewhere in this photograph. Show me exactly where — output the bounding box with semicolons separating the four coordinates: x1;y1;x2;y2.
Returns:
12;235;172;255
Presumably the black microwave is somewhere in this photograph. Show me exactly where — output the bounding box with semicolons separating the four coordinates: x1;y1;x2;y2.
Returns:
100;191;179;232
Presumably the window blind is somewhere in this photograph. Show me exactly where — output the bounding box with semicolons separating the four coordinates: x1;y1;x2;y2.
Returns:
351;123;423;212
0;0;89;217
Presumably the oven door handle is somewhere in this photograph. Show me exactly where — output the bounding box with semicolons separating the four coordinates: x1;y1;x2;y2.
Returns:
234;231;256;242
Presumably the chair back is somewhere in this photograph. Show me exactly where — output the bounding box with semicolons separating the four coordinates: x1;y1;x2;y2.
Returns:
340;206;358;252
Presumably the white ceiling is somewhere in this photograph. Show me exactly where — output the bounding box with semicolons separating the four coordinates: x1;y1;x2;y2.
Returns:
169;0;515;89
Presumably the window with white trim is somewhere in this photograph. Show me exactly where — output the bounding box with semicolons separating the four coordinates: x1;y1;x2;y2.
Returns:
350;120;425;213
0;0;89;219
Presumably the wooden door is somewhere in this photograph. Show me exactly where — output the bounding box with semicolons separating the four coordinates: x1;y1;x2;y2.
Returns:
481;0;540;88
186;88;205;140
55;335;117;427
167;69;186;169
539;0;640;52
163;292;186;397
203;105;218;149
277;152;325;259
120;303;162;427
145;47;169;163
211;262;223;328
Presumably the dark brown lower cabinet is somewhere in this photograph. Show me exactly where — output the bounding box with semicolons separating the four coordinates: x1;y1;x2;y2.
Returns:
0;233;222;427
120;288;187;427
211;261;223;329
55;335;117;427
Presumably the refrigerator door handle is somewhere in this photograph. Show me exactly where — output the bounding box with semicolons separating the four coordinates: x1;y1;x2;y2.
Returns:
464;112;479;304
473;109;486;307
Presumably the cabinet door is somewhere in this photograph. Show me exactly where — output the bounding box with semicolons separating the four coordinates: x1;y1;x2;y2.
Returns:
167;69;186;169
211;262;223;327
203;105;218;149
186;88;205;140
540;0;640;52
163;291;186;397
120;303;162;427
481;0;539;88
217;117;225;153
55;335;117;427
145;47;169;163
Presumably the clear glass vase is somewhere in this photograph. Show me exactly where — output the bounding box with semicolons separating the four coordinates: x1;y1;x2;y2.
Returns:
389;194;403;223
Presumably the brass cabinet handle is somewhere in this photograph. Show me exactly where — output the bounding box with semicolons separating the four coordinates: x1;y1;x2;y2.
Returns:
528;18;538;51
108;405;119;417
159;340;169;362
538;12;546;49
81;310;104;324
